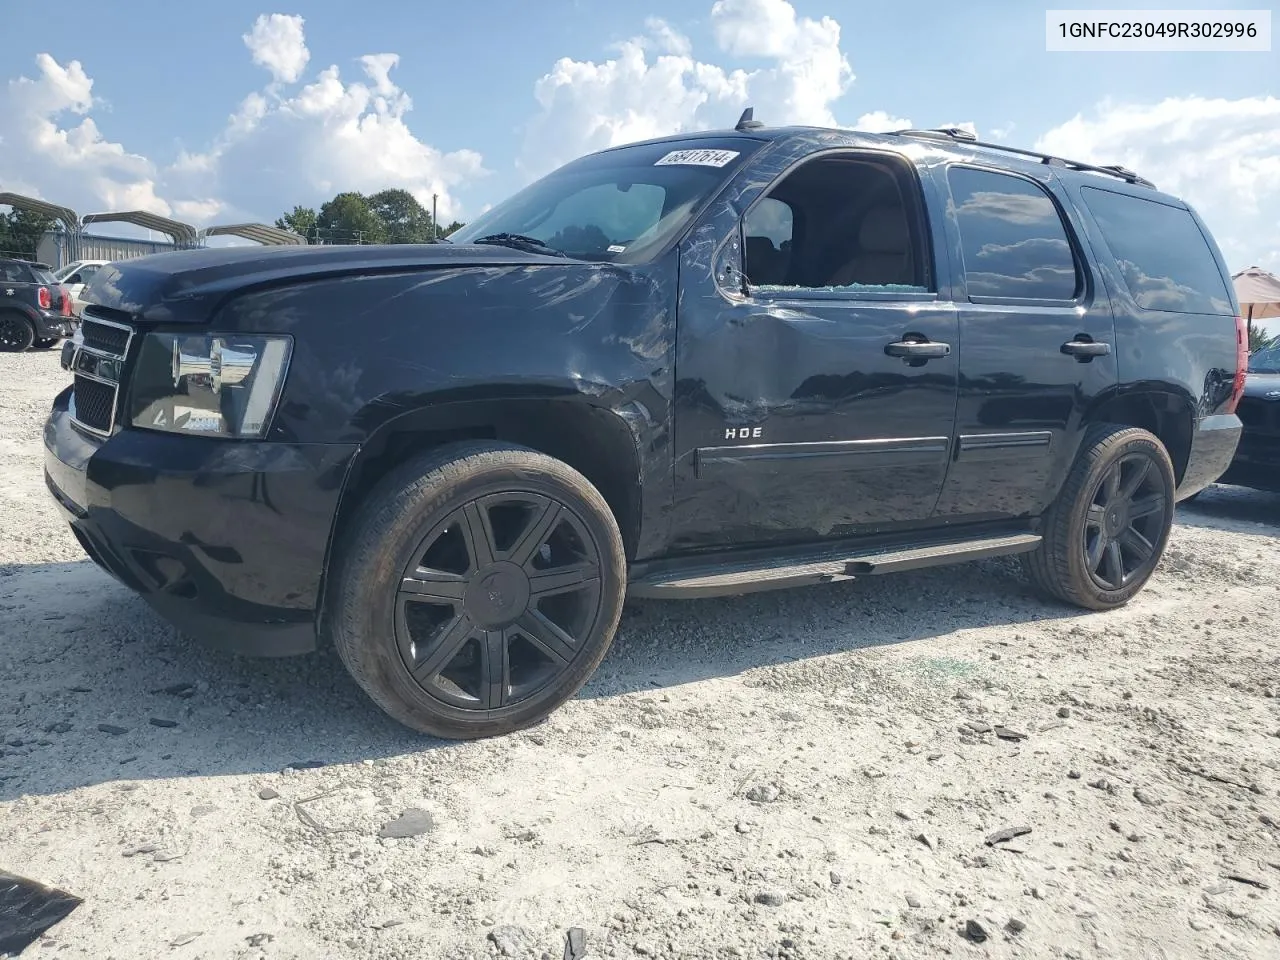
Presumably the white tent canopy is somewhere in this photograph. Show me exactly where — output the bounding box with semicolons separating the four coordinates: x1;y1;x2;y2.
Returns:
1232;266;1280;340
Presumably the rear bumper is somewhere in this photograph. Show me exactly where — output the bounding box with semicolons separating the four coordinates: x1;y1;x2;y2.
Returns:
33;311;77;340
1178;413;1243;499
43;387;359;656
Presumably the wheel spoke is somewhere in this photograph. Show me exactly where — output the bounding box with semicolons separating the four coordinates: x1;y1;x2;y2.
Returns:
461;503;497;568
529;563;599;598
509;499;563;566
1119;458;1151;501
1103;464;1122;504
399;567;467;602
1129;495;1165;521
517;610;575;665
410;614;477;683
1085;505;1107;528
1085;531;1108;572
480;630;510;709
1103;540;1125;587
1119;527;1155;564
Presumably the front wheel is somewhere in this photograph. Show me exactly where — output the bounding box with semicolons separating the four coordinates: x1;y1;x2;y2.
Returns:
32;336;60;350
328;442;626;739
1023;424;1175;610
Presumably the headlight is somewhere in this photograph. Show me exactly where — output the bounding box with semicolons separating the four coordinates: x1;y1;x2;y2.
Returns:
129;332;293;438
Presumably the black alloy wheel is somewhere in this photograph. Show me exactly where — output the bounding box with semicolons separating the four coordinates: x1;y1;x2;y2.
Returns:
395;491;605;711
330;442;626;739
1081;452;1173;591
0;313;35;352
1023;424;1175;610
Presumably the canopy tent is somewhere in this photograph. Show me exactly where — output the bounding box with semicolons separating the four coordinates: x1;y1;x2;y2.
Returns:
200;223;306;245
1232;266;1280;342
80;210;200;247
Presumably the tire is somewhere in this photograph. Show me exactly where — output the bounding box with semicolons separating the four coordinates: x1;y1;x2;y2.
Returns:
32;336;60;350
1022;424;1175;611
0;311;35;352
328;441;626;739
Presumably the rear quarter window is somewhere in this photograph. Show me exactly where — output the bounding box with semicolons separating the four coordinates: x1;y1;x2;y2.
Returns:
1078;186;1232;316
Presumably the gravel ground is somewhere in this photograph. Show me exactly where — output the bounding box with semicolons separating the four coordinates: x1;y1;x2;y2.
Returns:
2;349;1279;960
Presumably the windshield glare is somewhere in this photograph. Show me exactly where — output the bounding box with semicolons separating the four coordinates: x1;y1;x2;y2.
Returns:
449;139;761;263
1249;341;1280;373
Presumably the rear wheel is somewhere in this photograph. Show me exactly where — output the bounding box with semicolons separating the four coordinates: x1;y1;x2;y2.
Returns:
329;442;626;739
1023;424;1175;610
0;312;34;352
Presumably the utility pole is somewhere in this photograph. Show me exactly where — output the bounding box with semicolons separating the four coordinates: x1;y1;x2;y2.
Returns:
432;194;438;241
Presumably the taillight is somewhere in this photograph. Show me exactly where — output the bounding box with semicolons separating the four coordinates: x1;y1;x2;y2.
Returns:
37;286;52;309
59;285;72;316
1226;315;1247;415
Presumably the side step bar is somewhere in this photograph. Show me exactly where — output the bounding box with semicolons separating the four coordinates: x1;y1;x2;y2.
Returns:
627;532;1041;600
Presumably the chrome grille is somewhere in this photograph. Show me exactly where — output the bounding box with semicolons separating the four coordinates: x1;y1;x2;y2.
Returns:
81;317;131;355
70;314;134;437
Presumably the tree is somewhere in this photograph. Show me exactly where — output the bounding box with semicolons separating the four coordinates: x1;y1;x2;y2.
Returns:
276;191;466;245
315;192;386;244
0;207;56;257
275;205;318;241
1250;324;1276;354
366;189;434;244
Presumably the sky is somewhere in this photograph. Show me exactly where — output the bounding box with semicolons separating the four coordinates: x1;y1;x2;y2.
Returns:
0;0;1277;274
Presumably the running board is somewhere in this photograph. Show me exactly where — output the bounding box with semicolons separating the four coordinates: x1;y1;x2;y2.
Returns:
627;532;1041;600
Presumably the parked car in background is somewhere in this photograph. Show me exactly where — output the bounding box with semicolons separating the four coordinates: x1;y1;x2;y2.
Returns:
0;257;77;351
52;260;109;316
1217;339;1280;492
44;119;1245;739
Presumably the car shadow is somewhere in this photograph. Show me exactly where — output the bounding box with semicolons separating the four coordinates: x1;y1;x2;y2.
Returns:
1177;483;1280;532
0;554;1092;800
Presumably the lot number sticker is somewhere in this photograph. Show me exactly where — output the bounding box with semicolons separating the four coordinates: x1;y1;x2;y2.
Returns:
654;149;740;167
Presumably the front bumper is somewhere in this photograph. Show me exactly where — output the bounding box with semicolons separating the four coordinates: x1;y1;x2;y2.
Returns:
43;387;359;656
1217;431;1280;492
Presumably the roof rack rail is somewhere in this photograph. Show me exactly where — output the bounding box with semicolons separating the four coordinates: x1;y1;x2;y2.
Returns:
892;127;1157;189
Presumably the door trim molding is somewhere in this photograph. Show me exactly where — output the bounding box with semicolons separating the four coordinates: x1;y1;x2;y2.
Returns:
695;436;950;478
955;430;1053;462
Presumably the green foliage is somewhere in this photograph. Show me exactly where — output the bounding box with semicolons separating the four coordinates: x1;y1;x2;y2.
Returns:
277;190;463;244
0;207;56;256
1249;323;1276;354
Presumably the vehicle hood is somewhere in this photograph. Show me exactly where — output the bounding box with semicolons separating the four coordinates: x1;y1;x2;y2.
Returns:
80;242;574;324
1243;371;1280;399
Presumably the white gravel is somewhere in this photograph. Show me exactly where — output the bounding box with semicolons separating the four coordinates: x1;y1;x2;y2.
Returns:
2;349;1279;960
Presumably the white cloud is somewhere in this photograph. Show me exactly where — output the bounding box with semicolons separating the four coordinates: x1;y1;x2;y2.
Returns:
0;16;485;231
243;14;310;85
851;110;912;133
1035;96;1280;273
521;0;852;178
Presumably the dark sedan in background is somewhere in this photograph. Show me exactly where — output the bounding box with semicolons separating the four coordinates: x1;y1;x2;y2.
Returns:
1218;340;1280;493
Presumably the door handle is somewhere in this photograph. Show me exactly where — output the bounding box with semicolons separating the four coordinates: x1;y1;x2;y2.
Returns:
885;339;951;360
1060;337;1111;360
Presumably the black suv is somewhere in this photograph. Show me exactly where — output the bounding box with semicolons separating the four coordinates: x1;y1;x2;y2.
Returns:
44;119;1246;739
0;258;77;351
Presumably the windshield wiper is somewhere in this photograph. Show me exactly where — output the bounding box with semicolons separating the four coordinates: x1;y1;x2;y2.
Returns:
471;233;567;257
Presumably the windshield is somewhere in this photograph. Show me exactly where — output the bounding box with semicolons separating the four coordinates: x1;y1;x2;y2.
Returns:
1249;340;1280;374
30;266;57;285
449;137;764;263
52;263;78;282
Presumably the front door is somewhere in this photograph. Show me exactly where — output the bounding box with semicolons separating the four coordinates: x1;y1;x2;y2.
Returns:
668;145;960;552
927;163;1119;522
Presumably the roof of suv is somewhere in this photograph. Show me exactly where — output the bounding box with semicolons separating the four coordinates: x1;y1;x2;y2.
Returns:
610;120;1179;204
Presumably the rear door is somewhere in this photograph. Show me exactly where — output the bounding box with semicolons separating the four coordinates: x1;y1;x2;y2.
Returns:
929;163;1119;522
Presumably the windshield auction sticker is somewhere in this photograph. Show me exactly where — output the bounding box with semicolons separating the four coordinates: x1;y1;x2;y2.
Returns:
654;149;741;167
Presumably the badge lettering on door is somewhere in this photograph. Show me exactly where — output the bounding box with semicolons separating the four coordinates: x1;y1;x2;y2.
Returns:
725;427;763;440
